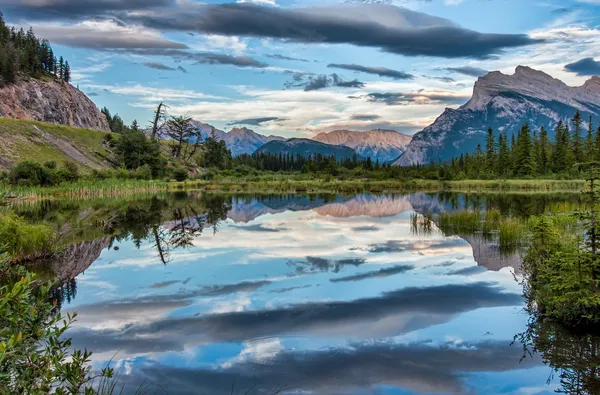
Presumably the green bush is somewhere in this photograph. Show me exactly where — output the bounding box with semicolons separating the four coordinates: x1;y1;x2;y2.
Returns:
0;257;115;393
62;161;80;182
9;161;53;187
172;167;188;182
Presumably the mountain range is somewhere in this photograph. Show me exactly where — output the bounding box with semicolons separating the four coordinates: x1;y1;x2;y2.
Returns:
395;66;600;166
184;122;285;156
186;121;411;160
255;138;362;161
313;129;412;163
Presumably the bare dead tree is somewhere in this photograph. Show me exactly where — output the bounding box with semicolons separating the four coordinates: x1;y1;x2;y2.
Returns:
150;102;167;140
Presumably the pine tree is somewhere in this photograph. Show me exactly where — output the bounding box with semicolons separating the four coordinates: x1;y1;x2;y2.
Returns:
514;124;536;176
539;127;550;175
58;56;64;80
496;131;510;177
485;127;496;172
572;110;585;163
587;116;595;162
596;125;600;161
63;61;71;83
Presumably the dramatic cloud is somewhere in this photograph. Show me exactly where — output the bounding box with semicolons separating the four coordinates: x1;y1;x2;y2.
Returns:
227;117;285;126
444;66;489;77
30;21;187;50
0;0;173;20
328;63;414;80
304;74;365;91
68;282;522;355
121;3;541;59
365;90;469;106
564;57;600;76
116;340;541;395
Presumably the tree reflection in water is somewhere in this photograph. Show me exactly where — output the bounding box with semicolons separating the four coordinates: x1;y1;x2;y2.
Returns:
516;318;600;394
104;194;232;264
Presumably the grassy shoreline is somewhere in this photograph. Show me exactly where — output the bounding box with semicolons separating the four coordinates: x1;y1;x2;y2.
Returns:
0;178;587;200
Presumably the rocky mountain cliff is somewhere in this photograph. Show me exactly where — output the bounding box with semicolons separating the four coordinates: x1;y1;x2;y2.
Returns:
313;129;412;163
0;79;110;131
255;138;362;161
395;66;600;166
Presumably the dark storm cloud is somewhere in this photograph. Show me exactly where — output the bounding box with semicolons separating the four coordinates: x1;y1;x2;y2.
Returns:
328;63;414;80
68;282;522;356
366;91;467;106
118;340;541;395
564;58;600;76
304;74;365;91
266;54;310;62
443;66;489;77
121;3;541;59
330;264;415;282
227;117;285;127
143;62;175;71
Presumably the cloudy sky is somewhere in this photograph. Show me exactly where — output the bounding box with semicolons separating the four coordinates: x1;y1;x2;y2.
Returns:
2;0;600;137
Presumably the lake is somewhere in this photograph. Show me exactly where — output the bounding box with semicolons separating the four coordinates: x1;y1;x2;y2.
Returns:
17;192;600;394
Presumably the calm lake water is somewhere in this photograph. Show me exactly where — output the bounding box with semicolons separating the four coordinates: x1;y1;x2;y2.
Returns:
17;192;600;394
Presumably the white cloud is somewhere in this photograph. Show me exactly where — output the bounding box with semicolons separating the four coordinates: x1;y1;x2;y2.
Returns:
87;83;225;103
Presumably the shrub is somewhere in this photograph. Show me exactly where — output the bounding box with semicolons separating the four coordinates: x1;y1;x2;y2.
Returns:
62;161;80;182
43;160;57;170
9;161;54;187
172;167;188;182
133;164;153;180
0;256;115;393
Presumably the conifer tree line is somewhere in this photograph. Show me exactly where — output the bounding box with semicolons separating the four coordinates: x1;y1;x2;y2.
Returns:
0;12;70;84
426;110;600;180
234;152;385;172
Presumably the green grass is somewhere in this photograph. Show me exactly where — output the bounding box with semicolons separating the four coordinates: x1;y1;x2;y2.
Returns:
0;118;116;171
0;177;589;201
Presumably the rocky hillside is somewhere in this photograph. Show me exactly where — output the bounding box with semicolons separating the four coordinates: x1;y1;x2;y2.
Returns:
0;118;115;171
313;129;412;162
0;79;110;132
255;138;362;161
395;66;600;166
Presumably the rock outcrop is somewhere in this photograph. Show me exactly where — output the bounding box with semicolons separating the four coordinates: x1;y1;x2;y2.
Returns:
395;66;600;166
0;78;110;131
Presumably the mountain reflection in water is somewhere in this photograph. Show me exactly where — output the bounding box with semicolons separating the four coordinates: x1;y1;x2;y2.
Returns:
16;192;594;394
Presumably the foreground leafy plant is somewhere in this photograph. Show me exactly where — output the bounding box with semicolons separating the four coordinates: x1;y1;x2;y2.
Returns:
0;256;114;394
